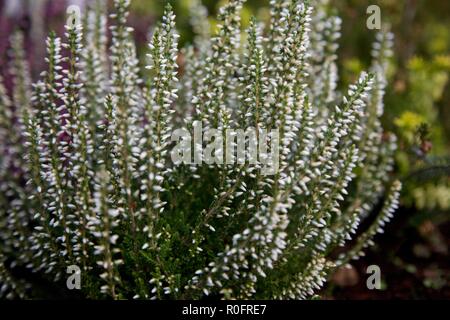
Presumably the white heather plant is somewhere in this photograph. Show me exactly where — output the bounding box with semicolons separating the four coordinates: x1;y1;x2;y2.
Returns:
0;0;401;299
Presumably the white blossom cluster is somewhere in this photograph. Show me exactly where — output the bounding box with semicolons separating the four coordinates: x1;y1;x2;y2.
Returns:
0;0;401;299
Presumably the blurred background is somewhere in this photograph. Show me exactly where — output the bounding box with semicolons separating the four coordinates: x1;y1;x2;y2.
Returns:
0;0;448;299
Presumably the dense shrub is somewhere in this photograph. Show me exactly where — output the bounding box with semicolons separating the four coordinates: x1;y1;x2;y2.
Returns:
0;0;401;299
